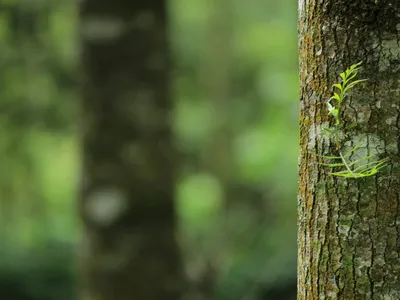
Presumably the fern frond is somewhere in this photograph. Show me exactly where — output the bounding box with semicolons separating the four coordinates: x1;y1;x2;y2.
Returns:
319;61;388;178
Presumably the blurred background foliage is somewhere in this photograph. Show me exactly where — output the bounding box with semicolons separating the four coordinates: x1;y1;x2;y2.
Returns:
0;0;299;299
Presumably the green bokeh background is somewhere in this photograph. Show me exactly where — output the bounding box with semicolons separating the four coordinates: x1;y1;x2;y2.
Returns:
0;0;299;299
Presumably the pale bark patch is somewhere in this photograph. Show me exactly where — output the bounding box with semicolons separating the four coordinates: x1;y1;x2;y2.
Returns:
81;18;125;42
121;143;146;165
298;0;305;15
85;188;127;226
379;39;400;72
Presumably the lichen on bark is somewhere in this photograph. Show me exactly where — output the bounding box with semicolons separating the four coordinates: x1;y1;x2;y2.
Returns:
298;1;400;299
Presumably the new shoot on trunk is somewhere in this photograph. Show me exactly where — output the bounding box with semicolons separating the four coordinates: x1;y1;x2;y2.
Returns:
319;61;388;178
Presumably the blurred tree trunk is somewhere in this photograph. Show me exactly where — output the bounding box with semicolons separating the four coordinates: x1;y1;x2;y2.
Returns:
79;1;185;300
298;1;400;299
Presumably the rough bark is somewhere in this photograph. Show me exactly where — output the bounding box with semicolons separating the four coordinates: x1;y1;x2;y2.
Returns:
79;1;185;299
298;1;400;299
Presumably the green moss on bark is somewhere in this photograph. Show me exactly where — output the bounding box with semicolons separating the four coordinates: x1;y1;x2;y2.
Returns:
298;0;400;299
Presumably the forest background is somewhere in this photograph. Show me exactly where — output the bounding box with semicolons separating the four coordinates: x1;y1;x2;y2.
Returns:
0;1;299;299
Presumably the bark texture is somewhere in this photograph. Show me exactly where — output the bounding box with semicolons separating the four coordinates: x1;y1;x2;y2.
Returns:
298;1;400;299
79;1;185;299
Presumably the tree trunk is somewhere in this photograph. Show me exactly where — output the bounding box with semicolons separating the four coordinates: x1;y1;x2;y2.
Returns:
298;1;400;299
79;1;185;299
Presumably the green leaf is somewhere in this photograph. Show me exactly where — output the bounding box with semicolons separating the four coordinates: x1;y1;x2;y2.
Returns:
317;154;341;159
343;139;365;157
321;162;345;167
329;108;339;119
346;71;359;82
351;61;363;69
343;79;367;93
330;92;340;101
332;83;343;91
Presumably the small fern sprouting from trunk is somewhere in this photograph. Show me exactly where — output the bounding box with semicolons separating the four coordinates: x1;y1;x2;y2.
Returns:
320;62;388;178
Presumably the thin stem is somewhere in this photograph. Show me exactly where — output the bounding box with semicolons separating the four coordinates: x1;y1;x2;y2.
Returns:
339;150;357;177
